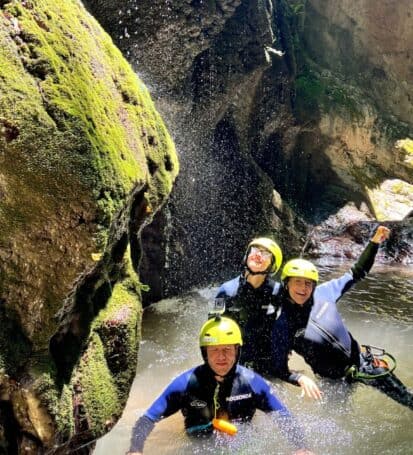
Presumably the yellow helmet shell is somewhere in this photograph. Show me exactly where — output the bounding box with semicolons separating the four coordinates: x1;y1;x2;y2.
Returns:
199;317;243;347
247;237;283;274
281;258;319;283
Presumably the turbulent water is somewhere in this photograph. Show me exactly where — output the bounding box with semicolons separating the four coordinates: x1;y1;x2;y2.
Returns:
94;264;413;455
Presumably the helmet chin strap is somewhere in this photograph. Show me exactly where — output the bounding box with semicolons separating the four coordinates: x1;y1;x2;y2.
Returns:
244;265;270;276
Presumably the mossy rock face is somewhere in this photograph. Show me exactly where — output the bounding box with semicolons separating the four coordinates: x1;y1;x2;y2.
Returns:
0;0;177;451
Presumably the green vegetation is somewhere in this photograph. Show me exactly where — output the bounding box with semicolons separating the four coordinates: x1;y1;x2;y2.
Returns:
93;254;142;397
295;69;364;119
33;371;74;439
75;332;121;435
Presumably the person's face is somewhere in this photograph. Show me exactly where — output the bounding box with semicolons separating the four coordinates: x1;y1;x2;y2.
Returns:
246;246;272;273
286;277;315;305
206;344;237;376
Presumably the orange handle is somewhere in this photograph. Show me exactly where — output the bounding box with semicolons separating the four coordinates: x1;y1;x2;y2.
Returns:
212;418;237;435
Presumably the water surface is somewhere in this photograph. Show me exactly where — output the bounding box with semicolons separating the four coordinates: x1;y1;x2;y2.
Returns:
95;265;413;454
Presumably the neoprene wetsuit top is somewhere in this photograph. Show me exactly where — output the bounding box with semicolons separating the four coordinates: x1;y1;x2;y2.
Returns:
129;363;306;453
215;241;379;382
282;241;379;378
215;276;278;366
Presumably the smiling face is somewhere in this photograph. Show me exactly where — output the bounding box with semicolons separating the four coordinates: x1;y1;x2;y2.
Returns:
206;344;237;377
286;277;315;305
246;246;273;274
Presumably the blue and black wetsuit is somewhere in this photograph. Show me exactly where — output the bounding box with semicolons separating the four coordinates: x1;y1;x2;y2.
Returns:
215;241;413;410
282;241;413;410
282;241;382;377
129;364;306;452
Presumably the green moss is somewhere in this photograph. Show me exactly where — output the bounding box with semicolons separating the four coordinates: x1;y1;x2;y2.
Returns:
0;0;179;442
93;253;142;397
0;0;178;354
295;69;364;119
76;332;121;436
1;0;178;250
32;371;74;439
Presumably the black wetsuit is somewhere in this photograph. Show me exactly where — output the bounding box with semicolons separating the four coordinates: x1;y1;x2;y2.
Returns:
215;276;300;384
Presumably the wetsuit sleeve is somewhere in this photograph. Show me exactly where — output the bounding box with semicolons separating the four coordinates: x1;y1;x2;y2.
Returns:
250;373;289;413
315;241;380;303
129;371;191;452
268;310;302;386
279;369;303;386
250;373;307;450
129;415;155;452
315;272;354;302
351;241;379;280
144;371;190;421
272;350;301;386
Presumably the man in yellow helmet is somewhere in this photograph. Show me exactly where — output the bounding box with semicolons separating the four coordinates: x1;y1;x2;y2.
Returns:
127;317;313;455
211;237;282;373
277;226;413;410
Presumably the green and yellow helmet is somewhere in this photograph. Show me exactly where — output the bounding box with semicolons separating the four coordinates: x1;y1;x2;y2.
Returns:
246;237;283;274
199;317;243;347
281;258;319;283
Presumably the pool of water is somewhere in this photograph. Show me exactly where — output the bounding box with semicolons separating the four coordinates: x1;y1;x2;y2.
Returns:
94;264;413;454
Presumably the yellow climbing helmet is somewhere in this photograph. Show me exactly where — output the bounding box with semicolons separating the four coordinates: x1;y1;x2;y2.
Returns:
247;237;283;274
199;317;243;347
281;258;319;283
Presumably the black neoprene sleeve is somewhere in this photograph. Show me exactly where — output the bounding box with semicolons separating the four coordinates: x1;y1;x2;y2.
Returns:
129;415;155;453
351;241;379;281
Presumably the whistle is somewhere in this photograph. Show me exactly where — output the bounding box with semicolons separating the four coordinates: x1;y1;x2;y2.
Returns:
212;418;237;435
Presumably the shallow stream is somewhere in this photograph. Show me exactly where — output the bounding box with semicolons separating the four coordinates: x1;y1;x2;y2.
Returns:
95;264;413;455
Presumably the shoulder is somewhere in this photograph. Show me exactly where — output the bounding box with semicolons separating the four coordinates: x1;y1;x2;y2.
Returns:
216;276;241;297
314;271;354;299
236;365;269;390
165;367;199;393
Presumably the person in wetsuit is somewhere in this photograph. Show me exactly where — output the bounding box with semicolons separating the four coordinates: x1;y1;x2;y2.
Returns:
214;237;322;399
127;317;313;455
279;225;413;410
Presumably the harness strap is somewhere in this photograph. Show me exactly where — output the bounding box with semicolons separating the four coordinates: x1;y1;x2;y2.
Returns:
345;345;397;380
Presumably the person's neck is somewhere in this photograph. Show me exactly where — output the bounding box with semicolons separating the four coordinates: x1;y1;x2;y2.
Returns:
245;272;266;288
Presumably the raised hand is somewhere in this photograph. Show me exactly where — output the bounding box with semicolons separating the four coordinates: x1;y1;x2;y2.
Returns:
371;225;390;244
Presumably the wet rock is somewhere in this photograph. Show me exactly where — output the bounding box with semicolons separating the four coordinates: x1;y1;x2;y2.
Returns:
307;216;413;265
84;0;413;299
0;0;177;450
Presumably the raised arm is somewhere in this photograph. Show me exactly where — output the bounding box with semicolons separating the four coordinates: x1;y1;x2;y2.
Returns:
316;225;391;302
351;225;390;280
